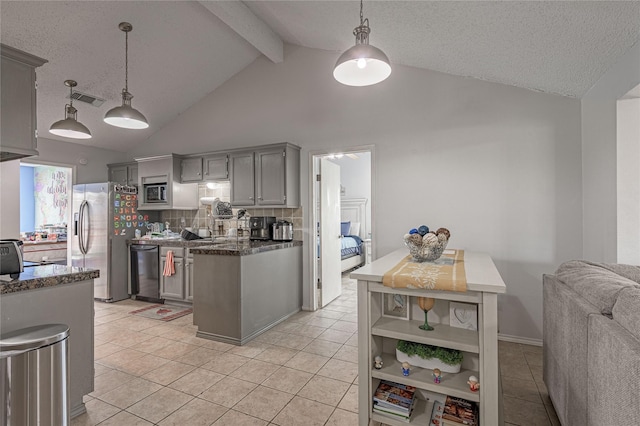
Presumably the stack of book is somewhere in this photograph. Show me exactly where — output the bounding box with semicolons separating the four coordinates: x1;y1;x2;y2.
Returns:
372;380;417;422
441;395;479;426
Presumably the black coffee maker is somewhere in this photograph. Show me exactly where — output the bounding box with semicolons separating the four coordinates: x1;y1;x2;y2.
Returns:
250;216;276;240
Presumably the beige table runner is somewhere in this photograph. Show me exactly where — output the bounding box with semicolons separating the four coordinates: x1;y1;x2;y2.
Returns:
382;249;467;292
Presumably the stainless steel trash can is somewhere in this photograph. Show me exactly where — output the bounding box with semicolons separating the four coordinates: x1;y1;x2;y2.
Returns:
0;324;70;426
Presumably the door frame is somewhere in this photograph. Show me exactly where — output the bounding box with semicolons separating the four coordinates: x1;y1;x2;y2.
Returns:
307;145;375;311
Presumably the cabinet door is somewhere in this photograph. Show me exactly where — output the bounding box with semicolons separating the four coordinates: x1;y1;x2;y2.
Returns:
160;256;185;300
203;154;229;180
256;148;286;205
109;165;128;185
181;157;203;182
127;165;138;187
1;49;41;158
186;257;194;302
230;151;255;206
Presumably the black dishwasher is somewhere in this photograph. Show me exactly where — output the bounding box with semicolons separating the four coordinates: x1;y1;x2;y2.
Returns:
130;244;163;303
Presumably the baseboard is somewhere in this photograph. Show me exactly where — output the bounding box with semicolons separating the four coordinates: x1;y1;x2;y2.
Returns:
498;333;542;347
70;402;86;419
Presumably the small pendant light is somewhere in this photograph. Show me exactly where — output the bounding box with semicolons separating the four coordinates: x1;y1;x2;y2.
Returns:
333;0;391;86
104;22;149;129
49;80;92;139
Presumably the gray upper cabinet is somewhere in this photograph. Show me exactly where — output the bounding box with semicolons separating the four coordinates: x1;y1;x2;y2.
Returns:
0;44;47;162
203;154;229;180
230;151;255;206
230;143;300;208
108;162;138;187
181;157;203;182
256;147;287;205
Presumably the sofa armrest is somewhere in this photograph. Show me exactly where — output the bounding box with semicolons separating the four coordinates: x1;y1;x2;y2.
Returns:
543;274;602;426
588;314;640;425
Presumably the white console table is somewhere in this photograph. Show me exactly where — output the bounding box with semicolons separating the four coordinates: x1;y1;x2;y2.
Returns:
351;249;506;426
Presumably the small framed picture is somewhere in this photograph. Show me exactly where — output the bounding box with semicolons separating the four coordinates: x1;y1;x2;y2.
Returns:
449;301;478;330
382;293;410;320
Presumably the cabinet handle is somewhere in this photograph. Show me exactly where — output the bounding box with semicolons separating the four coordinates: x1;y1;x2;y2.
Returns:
258;196;263;201
249;197;254;200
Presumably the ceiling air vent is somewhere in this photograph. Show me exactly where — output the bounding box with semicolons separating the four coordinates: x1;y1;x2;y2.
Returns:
69;91;105;107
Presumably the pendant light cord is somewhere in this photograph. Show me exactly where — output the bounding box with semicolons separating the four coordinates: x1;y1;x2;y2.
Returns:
360;0;364;26
124;29;129;92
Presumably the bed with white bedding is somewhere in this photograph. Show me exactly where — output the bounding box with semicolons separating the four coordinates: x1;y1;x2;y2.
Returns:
339;198;368;272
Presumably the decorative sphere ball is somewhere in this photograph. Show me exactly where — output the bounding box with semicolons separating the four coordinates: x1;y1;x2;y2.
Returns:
436;228;451;239
418;225;429;236
409;234;423;245
437;233;448;243
409;228;418;235
423;233;438;245
403;234;412;242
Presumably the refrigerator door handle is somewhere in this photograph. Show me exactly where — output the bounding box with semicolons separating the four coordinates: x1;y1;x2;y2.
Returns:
78;200;88;255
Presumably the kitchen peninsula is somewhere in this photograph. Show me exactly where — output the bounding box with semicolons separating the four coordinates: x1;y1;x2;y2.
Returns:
0;265;99;418
191;240;303;345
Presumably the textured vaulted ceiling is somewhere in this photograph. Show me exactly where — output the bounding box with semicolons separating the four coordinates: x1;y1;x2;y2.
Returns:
1;1;639;152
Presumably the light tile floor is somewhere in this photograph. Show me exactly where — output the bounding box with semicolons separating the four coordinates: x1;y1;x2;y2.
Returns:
73;275;559;425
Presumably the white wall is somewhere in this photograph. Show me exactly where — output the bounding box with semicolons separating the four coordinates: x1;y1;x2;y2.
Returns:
0;137;128;239
582;42;640;262
34;137;130;184
617;98;640;265
131;44;583;341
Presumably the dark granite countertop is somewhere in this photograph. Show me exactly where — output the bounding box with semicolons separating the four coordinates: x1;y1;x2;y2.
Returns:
128;238;216;248
129;238;302;255
190;240;303;256
0;265;100;295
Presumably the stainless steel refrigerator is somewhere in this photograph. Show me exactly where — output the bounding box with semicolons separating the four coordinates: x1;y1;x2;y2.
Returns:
72;182;156;302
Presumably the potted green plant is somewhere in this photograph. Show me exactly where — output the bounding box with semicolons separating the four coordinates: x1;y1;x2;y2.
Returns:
396;340;463;373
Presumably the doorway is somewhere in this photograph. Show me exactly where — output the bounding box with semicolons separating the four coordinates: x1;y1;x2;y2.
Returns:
19;160;74;264
310;147;373;310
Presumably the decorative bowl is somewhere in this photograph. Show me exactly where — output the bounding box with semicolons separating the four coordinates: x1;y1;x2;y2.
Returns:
403;228;450;262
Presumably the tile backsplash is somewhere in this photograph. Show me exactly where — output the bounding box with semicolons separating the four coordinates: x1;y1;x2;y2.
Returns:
160;182;303;240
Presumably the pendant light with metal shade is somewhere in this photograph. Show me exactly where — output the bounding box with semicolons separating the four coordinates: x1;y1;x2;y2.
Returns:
104;22;149;129
49;80;92;139
333;0;391;87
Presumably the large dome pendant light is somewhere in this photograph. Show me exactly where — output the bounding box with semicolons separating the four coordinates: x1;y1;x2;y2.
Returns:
333;0;391;86
49;80;92;139
104;22;149;129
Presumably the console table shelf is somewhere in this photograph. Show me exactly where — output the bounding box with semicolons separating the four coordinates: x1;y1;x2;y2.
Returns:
352;249;506;426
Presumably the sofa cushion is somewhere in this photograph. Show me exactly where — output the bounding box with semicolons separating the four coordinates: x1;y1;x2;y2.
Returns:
596;263;640;285
612;287;640;340
555;260;640;316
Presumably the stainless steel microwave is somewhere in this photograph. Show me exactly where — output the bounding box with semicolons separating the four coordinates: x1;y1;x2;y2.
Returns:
144;184;167;203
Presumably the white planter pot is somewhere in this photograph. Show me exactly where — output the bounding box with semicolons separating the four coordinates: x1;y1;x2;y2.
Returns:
395;348;462;373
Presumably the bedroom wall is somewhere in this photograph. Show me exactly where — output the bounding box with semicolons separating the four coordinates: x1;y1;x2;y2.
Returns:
130;44;583;342
328;152;372;238
581;42;640;263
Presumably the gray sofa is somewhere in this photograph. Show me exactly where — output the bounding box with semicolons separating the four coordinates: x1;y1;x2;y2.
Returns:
543;260;640;426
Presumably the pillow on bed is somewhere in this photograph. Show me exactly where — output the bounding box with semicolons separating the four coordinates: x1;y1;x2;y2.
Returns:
349;222;360;237
341;221;351;236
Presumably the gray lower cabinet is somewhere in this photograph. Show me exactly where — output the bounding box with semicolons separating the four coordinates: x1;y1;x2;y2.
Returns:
159;247;192;303
193;246;302;345
186;257;194;301
1;44;47;162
